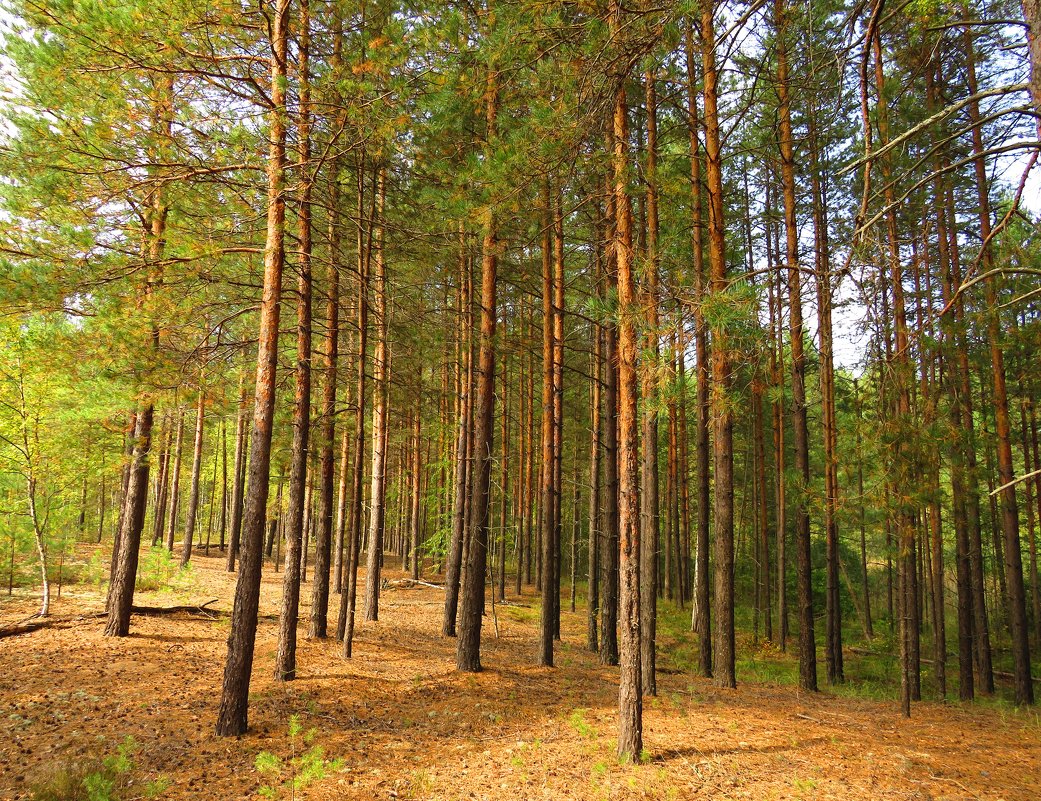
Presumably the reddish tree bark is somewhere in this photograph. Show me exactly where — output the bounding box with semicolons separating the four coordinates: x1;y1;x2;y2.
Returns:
215;0;289;736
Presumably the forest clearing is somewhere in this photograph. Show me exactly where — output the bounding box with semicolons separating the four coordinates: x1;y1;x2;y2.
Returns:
2;549;1040;801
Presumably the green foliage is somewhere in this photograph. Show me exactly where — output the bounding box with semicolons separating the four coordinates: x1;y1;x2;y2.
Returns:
134;547;196;594
29;736;167;801
254;715;344;799
568;708;596;739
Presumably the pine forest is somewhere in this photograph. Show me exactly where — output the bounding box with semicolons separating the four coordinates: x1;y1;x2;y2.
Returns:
1;0;1040;798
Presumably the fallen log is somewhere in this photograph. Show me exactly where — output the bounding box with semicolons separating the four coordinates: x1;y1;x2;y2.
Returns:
0;619;56;639
129;598;220;617
0;599;223;639
384;578;446;591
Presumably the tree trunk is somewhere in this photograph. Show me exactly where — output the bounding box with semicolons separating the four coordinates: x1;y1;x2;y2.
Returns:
334;422;351;593
639;66;660;698
767;191;789;652
97;455;107;546
227;370;249;571
274;0;313;677
1023;0;1041;122
600;163;620;669
665;368;677;603
551;181;565;640
685;23;711;677
677;321;692;606
105;408;155;636
498;349;509;600
1017;391;1039;649
322;14;343;604
753;384;770;645
525;318;536;587
180;390;206;567
310;69;339;638
165;407;185;552
411;410;423;580
704;1;735;689
538;179;557;667
587;306;603;652
874;28;918;716
942;172;994;694
340;153;372;654
964;26;1033;705
151;414;171;547
105;72;171;635
852;381;874;641
776;0;816;694
215;0;289;737
364;168;389;623
443;224;472;637
926;59;972;696
514;318;527;595
610;2;642;757
219;419;228;551
1029;404;1041;648
110;413;136;589
807;98;841;683
456;55;498;674
266;474;284;559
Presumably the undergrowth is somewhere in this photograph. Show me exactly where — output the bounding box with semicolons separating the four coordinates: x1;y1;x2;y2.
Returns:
29;736;168;801
255;715;344;799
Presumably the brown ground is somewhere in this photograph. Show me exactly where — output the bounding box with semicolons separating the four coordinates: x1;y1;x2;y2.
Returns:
1;549;1039;801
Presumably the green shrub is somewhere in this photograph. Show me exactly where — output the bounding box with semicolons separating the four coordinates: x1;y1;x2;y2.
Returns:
135;547;196;593
255;715;344;799
29;736;168;801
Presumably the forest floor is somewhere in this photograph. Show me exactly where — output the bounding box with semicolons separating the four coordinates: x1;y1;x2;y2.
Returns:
1;547;1040;801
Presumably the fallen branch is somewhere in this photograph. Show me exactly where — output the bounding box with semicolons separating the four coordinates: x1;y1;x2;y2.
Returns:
0;599;223;639
0;619;56;639
384;578;445;591
129;598;221;617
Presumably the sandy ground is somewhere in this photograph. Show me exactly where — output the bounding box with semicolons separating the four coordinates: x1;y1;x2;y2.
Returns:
1;548;1039;800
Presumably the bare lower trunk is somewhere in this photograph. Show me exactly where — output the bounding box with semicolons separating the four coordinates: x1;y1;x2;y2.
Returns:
363;169;389;623
106;407;155;636
151;415;171;548
227;373;248;571
181;390;206;568
165;408;185;552
443;225;471;637
340;153;372;654
538;180;557;667
587;311;603;652
410;411;423;580
600;169;620;669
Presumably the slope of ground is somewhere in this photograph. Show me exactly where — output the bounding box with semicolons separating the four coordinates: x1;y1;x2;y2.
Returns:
1;548;1039;800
